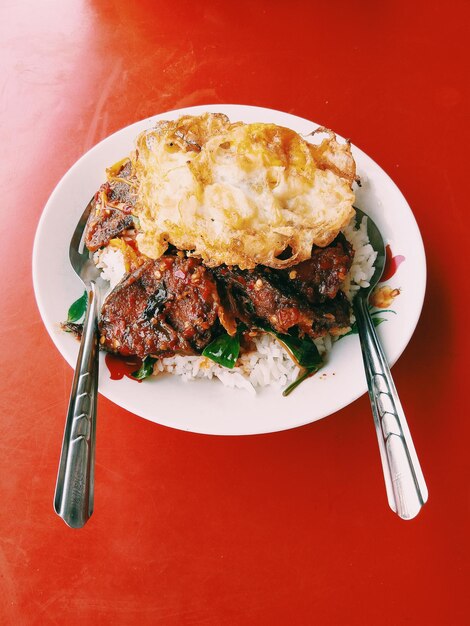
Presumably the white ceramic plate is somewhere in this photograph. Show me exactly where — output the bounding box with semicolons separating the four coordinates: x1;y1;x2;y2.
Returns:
32;105;426;435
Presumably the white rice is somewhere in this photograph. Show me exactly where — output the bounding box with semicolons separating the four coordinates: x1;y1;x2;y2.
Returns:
94;216;376;392
94;247;126;291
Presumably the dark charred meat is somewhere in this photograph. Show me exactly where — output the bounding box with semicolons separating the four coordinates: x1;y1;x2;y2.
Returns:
99;256;222;358
212;265;351;339
306;290;352;337
85;194;134;251
281;234;354;304
213;265;311;336
84;160;137;252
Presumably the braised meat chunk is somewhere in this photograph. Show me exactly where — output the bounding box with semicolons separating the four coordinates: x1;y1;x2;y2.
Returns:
99;256;222;358
306;291;352;337
213;265;351;339
85;195;134;251
282;234;354;304
84;160;136;252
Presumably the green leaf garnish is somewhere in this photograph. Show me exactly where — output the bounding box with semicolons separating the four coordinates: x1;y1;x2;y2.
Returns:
67;291;87;323
132;356;157;380
203;323;323;395
372;317;386;327
262;326;322;369
282;365;320;397
202;331;241;369
341;321;358;337
340;307;396;338
257;325;323;396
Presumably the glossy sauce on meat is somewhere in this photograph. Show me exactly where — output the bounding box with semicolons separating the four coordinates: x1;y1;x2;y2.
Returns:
84;160;136;252
99;256;222;358
281;234;353;303
85;196;134;251
213;260;351;339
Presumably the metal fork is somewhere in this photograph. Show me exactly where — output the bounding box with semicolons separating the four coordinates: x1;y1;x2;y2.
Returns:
54;197;101;528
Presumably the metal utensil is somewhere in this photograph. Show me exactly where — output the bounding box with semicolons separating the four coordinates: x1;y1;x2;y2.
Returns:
353;208;428;520
54;197;101;528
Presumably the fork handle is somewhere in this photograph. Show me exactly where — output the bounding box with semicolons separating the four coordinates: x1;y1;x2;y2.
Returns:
54;282;99;528
353;296;428;519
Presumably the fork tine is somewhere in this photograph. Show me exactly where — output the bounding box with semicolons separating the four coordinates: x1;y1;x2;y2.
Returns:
69;197;95;263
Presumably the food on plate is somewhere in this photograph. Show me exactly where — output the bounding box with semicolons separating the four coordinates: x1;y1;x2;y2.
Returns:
211;263;352;339
84;159;136;252
132;113;357;269
69;113;377;394
99;256;222;358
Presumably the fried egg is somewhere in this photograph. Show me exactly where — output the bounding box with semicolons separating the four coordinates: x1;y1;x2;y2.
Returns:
132;113;356;269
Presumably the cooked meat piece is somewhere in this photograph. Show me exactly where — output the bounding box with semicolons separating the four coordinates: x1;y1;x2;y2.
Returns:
99;256;222;358
213;265;305;334
307;290;352;337
212;265;351;339
282;234;354;303
84;160;137;252
85;193;134;251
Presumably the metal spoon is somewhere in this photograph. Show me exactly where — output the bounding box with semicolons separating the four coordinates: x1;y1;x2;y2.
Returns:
353;208;428;520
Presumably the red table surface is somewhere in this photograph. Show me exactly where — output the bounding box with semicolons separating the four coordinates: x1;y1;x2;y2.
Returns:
1;1;468;624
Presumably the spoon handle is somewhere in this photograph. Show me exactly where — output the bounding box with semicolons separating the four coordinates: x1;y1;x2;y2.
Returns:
54;283;99;528
353;296;428;519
